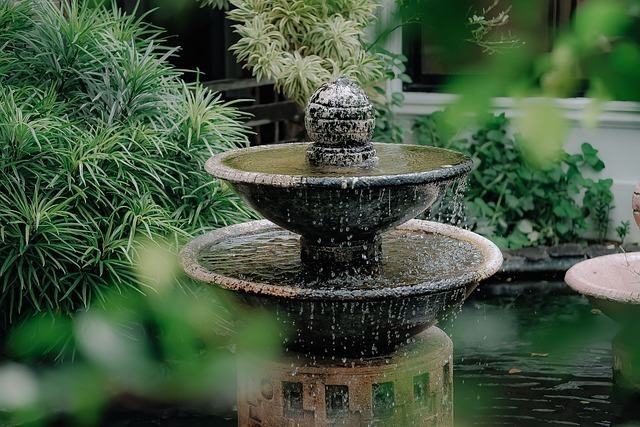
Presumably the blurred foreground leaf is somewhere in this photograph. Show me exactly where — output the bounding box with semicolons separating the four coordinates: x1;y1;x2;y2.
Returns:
514;99;567;168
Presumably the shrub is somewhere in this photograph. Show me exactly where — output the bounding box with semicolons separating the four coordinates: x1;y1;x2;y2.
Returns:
226;0;386;106
415;112;614;248
0;0;255;323
222;0;413;143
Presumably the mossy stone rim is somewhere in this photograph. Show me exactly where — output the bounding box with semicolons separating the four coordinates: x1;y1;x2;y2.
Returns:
206;142;473;189
179;219;504;300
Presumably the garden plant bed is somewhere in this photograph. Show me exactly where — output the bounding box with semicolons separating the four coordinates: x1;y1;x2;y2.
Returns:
493;242;640;282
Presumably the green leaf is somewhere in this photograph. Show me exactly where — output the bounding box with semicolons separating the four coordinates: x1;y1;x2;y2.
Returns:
399;73;412;83
514;99;567;168
581;143;605;171
556;221;570;235
517;220;534;234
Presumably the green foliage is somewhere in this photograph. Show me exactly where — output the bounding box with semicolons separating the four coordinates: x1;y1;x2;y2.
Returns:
224;0;413;143
370;49;412;144
226;0;386;107
582;175;614;242
223;0;520;144
415;112;614;248
397;0;640;146
466;0;522;55
0;0;255;322
540;0;640;101
0;243;281;426
616;220;632;244
397;0;521;59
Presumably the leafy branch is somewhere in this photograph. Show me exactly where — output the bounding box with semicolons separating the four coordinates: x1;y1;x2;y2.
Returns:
467;0;522;54
224;0;386;106
416;112;614;248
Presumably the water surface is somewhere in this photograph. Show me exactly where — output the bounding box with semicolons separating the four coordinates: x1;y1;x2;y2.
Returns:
221;143;469;178
197;227;485;292
445;292;621;426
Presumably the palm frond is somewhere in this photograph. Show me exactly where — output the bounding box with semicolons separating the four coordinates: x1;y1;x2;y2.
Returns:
0;0;253;321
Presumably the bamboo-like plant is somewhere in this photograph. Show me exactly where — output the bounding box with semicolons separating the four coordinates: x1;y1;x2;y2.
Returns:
225;0;387;107
0;0;255;323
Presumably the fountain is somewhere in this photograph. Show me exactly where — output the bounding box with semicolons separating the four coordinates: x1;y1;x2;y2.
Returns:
180;76;503;425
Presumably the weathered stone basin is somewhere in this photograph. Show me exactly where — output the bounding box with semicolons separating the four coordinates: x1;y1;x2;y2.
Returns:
180;219;503;357
205;143;472;266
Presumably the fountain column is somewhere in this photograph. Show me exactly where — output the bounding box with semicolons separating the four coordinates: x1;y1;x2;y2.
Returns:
237;329;453;427
301;75;382;269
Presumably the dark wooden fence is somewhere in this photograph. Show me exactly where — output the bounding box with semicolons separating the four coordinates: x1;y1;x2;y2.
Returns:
204;78;303;146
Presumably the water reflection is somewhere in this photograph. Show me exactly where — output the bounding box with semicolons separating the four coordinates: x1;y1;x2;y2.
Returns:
609;325;640;424
238;327;454;426
445;292;624;426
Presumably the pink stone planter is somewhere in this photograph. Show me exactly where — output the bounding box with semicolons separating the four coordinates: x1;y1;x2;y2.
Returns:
633;181;640;229
565;252;640;323
565;181;640;323
565;183;640;393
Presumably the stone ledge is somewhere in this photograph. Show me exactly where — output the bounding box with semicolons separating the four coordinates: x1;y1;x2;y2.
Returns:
490;242;640;283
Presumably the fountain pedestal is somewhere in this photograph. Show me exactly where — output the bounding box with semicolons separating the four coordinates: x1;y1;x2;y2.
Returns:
237;327;453;427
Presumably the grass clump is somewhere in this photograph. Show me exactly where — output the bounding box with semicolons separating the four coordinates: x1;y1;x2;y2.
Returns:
0;0;254;323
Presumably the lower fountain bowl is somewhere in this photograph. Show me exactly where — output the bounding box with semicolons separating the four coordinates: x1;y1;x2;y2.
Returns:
180;219;503;357
232;284;473;357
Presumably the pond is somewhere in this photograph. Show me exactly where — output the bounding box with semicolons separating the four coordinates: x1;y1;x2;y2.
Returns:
445;289;625;426
102;286;638;426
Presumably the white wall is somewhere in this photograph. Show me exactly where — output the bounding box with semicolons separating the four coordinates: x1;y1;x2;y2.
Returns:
395;93;640;243
564;103;640;243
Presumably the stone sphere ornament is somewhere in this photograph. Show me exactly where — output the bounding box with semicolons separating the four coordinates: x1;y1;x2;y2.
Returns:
305;75;378;167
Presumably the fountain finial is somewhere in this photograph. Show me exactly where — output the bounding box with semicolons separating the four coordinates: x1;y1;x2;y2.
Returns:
305;75;378;167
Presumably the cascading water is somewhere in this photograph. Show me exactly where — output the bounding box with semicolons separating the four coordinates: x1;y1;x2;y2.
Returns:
180;76;503;426
425;177;469;227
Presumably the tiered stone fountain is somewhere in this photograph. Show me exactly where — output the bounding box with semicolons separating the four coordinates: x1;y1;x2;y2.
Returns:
180;76;503;426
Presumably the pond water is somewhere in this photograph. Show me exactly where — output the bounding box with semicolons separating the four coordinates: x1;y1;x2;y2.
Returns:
444;290;625;426
102;288;640;426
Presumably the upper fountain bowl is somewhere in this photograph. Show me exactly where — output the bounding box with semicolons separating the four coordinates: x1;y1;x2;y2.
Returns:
206;76;472;266
205;143;472;264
